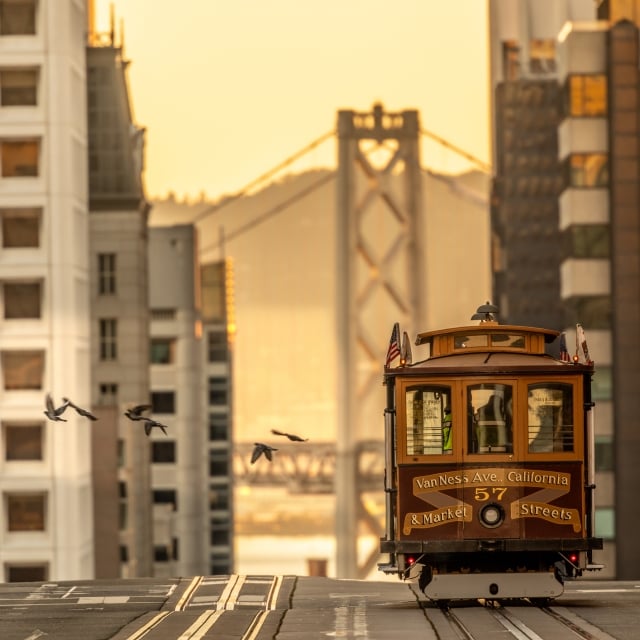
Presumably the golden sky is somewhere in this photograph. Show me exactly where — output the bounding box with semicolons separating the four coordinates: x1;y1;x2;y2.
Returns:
94;1;489;200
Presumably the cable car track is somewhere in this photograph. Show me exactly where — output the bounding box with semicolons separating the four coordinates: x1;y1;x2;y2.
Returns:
437;600;617;640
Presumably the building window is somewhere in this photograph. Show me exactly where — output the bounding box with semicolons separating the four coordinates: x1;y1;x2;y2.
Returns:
150;338;175;364
4;423;42;460
209;414;228;442
209;484;230;510
595;435;614;472
0;68;37;105
0;1;36;35
151;391;175;414
1;207;40;247
210;515;231;546
98;383;118;405
592;366;612;402
595;507;615;540
207;331;228;363
208;377;228;406
563;225;610;259
154;545;170;562
152;440;176;463
119;545;129;563
1;350;44;390
3;281;40;318
6;564;47;582
98;253;116;295
153;489;177;511
99;319;117;360
210;553;231;575
7;493;45;531
566;74;607;117
1;139;39;177
209;450;229;476
117;439;125;467
566;153;608;188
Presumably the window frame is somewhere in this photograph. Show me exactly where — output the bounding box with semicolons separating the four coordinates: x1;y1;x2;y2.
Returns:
395;376;584;464
150;337;176;365
0;67;38;106
0;207;40;248
6;492;46;532
3;280;41;319
565;74;607;118
1;349;44;390
99;318;117;361
97;253;116;295
3;422;43;461
0;0;37;36
1;138;39;177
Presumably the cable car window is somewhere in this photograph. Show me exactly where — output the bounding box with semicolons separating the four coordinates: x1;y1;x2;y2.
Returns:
467;384;513;454
490;333;525;348
527;383;574;452
454;334;487;349
405;385;452;455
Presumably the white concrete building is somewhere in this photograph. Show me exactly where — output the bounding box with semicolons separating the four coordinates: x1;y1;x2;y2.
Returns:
148;225;207;577
0;0;93;581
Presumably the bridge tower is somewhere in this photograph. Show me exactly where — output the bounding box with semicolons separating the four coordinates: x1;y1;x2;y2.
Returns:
335;103;424;578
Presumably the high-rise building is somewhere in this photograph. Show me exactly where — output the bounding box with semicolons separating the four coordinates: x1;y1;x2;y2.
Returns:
86;23;153;578
490;0;640;578
489;0;596;327
0;0;93;581
147;226;234;576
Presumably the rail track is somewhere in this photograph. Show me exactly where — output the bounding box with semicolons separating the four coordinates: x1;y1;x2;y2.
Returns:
432;599;618;640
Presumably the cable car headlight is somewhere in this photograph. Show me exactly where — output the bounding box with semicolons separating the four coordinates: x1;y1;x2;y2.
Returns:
479;503;505;528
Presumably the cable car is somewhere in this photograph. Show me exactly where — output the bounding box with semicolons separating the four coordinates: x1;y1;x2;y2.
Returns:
378;304;603;601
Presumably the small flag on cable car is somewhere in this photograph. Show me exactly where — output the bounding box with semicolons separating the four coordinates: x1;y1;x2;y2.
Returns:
401;331;412;366
385;322;401;367
559;332;571;362
576;323;594;365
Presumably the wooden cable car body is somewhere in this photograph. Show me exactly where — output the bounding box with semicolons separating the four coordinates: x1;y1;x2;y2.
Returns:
378;316;603;602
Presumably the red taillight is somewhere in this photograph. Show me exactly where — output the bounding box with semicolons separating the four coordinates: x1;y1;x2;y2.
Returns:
569;553;579;564
407;556;416;566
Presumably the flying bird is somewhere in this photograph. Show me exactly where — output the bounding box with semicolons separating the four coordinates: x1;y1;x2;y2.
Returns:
44;394;69;422
124;404;152;421
270;429;308;442
251;442;278;463
141;418;168;436
62;398;98;421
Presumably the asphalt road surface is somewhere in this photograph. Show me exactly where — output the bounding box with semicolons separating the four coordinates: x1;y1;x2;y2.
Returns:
0;575;638;639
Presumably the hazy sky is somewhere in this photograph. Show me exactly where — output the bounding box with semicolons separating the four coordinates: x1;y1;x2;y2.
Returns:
94;1;490;200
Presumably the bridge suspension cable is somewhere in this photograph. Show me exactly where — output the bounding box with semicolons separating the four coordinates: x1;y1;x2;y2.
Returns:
420;127;492;174
199;171;335;255
192;129;335;223
192;123;490;252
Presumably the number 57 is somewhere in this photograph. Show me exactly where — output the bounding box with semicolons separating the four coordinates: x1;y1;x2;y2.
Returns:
474;487;507;501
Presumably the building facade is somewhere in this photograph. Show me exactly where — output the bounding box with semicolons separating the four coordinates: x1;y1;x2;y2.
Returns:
86;30;152;577
0;0;94;581
490;0;640;578
147;226;234;576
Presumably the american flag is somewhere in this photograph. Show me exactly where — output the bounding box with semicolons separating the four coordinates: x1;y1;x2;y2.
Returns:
385;322;401;367
559;332;571;362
